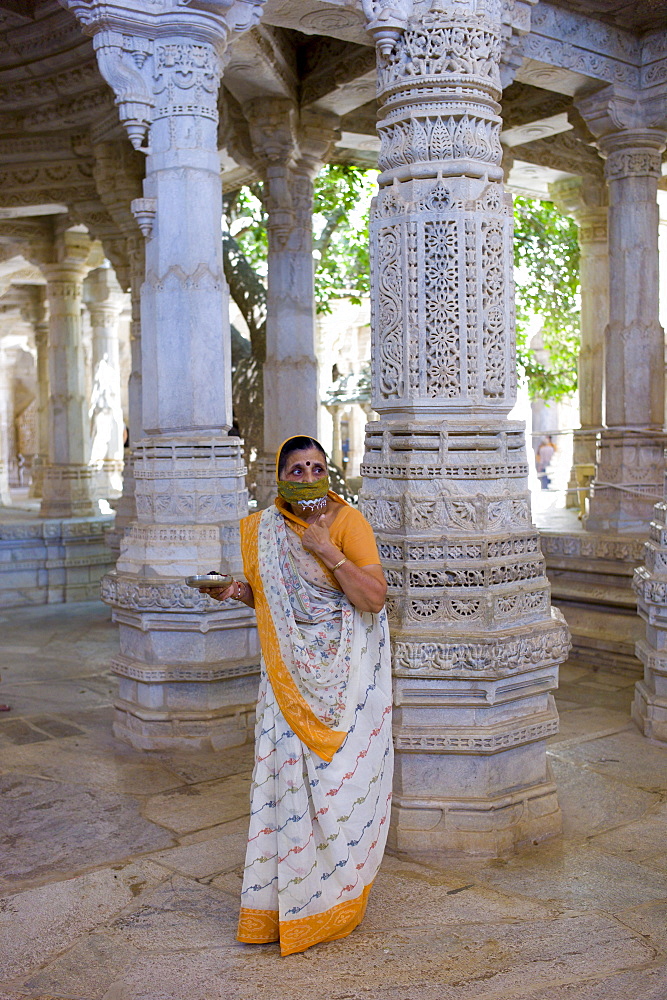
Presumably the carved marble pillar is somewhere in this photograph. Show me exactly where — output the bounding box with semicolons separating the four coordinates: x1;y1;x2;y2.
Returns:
633;499;667;743
39;230;98;518
549;177;608;510
91;141;146;550
28;291;49;500
0;343;12;505
244;99;339;508
85;266;124;499
106;235;144;549
361;0;569;855
576;86;667;533
63;0;267;749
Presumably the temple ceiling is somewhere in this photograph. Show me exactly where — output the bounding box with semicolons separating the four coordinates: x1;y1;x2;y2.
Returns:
547;0;667;35
0;0;663;283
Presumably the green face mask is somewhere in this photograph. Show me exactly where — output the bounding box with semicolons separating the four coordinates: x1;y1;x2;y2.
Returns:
277;476;330;506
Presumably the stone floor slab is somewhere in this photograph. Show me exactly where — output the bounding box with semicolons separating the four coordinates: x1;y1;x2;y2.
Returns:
0;677;115;717
550;730;667;793
0;737;185;796
615;900;667;955
142;775;252;834
0;774;175;888
548;755;658;838
147;817;249;880
554;683;634;713
1;599;667;999
589;802;667;863
0;861;166;981
462;841;667;911
91;911;654;1000
547;706;634;749
19;932;142;1000
101;876;240;952
363;857;559;930
154;743;254;785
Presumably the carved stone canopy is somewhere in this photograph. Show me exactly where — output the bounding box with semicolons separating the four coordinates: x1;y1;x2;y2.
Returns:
0;0;663;285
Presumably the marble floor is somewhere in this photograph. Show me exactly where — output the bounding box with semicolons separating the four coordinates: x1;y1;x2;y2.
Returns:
1;602;666;1000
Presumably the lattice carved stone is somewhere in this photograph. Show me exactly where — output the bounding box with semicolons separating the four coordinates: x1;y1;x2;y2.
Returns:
361;0;568;857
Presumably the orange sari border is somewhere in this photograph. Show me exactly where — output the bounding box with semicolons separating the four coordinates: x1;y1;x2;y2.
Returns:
237;882;374;956
240;513;347;763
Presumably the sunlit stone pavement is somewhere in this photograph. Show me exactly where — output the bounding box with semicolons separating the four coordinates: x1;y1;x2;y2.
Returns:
1;601;667;1000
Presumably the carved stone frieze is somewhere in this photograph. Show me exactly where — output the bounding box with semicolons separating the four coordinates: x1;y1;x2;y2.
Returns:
392;617;569;677
110;653;260;683
605;147;663;180
102;573;226;613
525;4;641;87
540;531;644;564
394;717;560;752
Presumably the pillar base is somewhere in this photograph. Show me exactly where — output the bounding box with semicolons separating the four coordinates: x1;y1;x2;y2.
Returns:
112;696;256;751
388;773;562;858
0;461;11;506
632;634;667;744
102;568;260;751
105;452;136;554
28;455;45;499
40;464;98;518
584;431;666;534
95;458;124;501
632;679;667;745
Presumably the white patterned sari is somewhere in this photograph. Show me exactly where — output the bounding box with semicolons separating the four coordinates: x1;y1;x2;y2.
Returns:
237;505;393;956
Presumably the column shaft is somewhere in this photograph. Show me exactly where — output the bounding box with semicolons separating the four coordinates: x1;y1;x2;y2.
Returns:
0;346;12;505
362;1;569;855
40;250;97;518
107;236;144;548
86;267;125;498
243;100;339;508
29;301;49;500
575;86;667;534
550;178;608;510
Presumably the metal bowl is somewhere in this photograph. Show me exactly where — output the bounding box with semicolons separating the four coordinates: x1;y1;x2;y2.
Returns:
185;573;233;589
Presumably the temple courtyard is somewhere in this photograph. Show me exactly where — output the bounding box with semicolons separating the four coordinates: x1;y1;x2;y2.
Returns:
0;601;665;999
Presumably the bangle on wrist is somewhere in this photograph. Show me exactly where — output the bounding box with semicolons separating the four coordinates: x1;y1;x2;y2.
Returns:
331;557;347;573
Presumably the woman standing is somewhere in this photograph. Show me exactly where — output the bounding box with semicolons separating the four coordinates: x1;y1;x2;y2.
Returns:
205;435;393;956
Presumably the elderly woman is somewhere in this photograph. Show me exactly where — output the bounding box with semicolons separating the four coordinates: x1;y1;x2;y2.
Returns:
205;435;393;956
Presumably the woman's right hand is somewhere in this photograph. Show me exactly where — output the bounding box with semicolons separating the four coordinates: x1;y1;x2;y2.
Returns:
199;581;236;602
199;580;255;609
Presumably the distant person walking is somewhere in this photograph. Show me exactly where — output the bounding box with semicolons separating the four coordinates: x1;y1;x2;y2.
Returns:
535;435;556;490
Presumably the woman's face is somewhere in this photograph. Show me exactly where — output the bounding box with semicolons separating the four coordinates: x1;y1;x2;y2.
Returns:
282;447;327;484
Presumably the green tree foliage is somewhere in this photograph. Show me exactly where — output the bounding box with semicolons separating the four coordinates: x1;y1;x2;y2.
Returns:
223;164;376;480
312;165;375;313
513;195;581;401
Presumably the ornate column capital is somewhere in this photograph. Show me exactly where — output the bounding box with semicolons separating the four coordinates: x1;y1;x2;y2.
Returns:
296;108;341;180
362;0;415;56
243;96;299;172
243;98;339;247
58;0;268;150
548;176;608;241
575;84;667;178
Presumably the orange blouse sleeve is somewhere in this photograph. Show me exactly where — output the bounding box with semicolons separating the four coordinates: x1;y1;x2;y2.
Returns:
329;506;381;568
